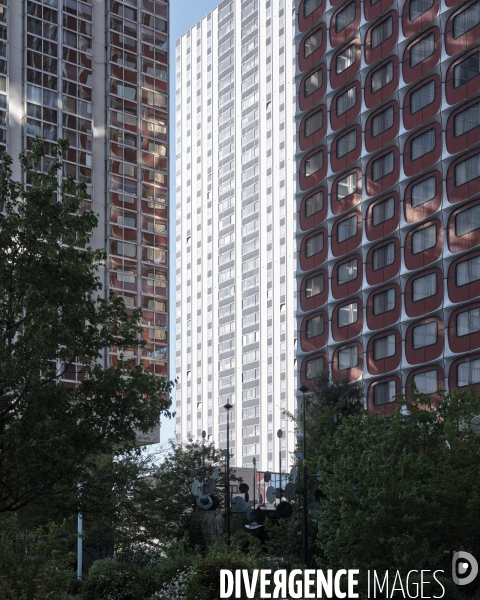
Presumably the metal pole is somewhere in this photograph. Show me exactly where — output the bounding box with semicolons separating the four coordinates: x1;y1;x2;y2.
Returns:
253;457;256;509
77;485;83;581
299;386;309;566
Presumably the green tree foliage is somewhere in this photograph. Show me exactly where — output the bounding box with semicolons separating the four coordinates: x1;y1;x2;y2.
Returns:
315;387;480;574
0;140;173;514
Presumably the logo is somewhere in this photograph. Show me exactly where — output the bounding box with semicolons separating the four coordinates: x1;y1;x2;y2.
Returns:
452;551;478;586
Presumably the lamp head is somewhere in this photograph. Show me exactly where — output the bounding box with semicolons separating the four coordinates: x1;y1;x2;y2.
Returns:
223;402;233;411
299;385;309;393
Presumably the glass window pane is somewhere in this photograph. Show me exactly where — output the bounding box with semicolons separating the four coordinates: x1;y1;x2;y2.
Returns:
337;172;357;199
413;321;437;348
305;69;322;97
371;16;393;49
372;197;394;226
336;44;356;74
337;259;358;284
373;288;395;315
306;274;323;297
454;102;480;137
411;129;435;160
305;151;323;176
457;358;480;386
412;272;437;300
371;61;393;93
373;334;396;360
336;86;356;115
413;370;438;393
411;176;435;207
305;29;322;57
337;130;357;158
455;153;480;186
305;110;322;137
305;232;323;257
412;224;436;254
305;191;323;217
455;204;480;237
453;1;480;38
456;255;480;286
337;214;357;242
410;80;435;113
372;242;395;270
338;302;358;326
306;315;324;338
372;151;394;181
336;2;355;33
305;0;322;17
457;307;480;335
371;106;394;137
410;33;435;68
454;52;480;88
374;380;396;405
306;356;324;379
409;0;434;20
338;346;358;369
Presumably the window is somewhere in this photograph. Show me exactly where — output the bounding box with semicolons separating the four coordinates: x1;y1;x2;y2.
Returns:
372;151;394;181
372;242;395;270
304;69;322;97
411;129;435;160
304;0;322;17
305;232;324;257
338;258;358;284
337;130;357;158
456;255;480;285
411;176;435;207
373;380;396;405
412;272;437;300
372;196;395;226
336;45;356;74
371;106;394;137
337;172;357;199
305;29;322;57
413;321;437;348
305;110;322;137
242;406;259;419
116;241;136;257
410;33;435;67
371;61;393;93
305;191;323;217
305;273;323;297
409;0;434;20
371;17;393;49
336;86;356;115
454;52;480;88
306;356;324;379
455;204;480;237
454;102;480;136
455;153;480;186
412;224;436;253
338;346;358;369
305;151;323;176
336;2;355;33
413;370;438;393
457;307;480;335
457;358;480;386
337;214;357;242
306;314;324;338
453;1;480;39
410;80;435;114
373;334;396;359
338;301;358;326
373;288;395;315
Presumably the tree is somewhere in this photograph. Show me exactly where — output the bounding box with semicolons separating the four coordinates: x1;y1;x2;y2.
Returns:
0;140;173;514
315;387;480;576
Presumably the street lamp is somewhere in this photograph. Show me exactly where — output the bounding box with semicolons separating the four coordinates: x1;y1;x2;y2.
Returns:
277;428;283;491
299;385;309;566
223;401;233;545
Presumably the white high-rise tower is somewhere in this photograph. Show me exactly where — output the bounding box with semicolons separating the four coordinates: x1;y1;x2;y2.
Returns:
174;0;297;471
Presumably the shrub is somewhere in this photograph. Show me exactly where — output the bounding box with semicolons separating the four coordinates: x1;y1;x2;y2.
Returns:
81;558;144;600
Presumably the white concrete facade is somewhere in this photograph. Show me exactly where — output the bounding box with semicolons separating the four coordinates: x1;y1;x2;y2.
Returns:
175;0;297;471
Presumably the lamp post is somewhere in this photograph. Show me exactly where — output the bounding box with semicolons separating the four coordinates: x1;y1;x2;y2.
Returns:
277;428;283;493
299;385;309;566
223;401;233;545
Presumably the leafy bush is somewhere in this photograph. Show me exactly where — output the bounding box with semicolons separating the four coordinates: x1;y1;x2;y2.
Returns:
81;558;144;600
